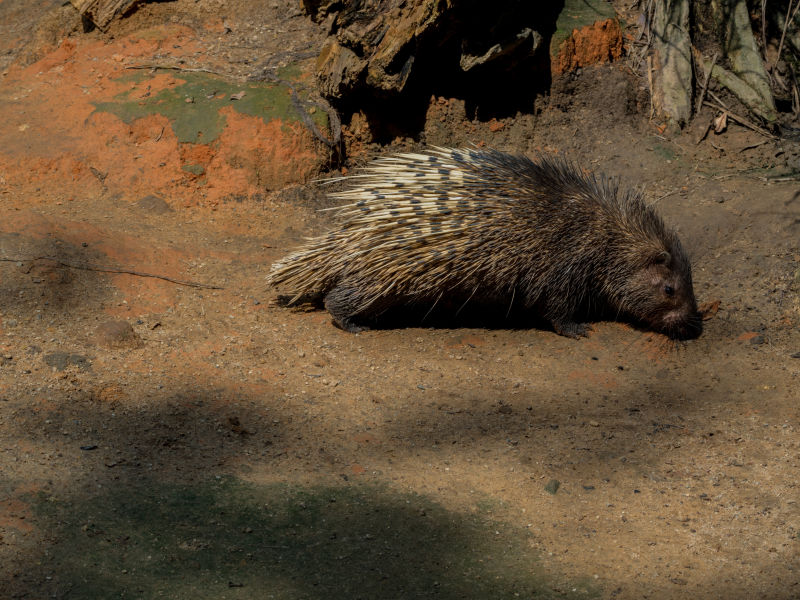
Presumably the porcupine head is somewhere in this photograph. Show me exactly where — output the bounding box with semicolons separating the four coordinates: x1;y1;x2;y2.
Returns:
586;204;701;340
444;150;703;340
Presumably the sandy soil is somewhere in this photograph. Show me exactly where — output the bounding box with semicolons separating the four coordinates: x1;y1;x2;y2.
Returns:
1;2;799;599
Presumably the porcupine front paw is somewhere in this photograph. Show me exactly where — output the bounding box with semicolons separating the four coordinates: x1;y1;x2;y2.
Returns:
333;316;371;333
551;320;593;339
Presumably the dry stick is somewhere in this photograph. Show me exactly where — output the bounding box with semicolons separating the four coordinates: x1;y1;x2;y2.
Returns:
740;139;770;151
258;71;342;153
775;0;800;72
694;52;718;145
695;51;718;117
707;89;730;109
762;0;768;62
0;256;223;289
125;64;224;76
788;62;800;115
652;189;679;204
705;89;777;137
646;54;655;120
702;99;776;138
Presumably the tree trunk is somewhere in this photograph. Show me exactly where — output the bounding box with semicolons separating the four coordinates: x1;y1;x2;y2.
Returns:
711;0;777;121
651;0;693;127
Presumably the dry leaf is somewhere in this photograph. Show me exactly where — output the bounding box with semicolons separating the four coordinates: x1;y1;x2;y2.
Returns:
713;112;728;133
699;299;720;321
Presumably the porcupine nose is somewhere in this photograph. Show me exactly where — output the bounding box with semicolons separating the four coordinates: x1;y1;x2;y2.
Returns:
662;308;703;340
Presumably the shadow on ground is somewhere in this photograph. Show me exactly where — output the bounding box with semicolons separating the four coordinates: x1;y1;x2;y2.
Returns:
0;232;116;318
18;477;597;600
0;383;599;599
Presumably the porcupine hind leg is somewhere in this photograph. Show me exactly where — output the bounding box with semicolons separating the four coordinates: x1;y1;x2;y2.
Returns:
323;283;374;333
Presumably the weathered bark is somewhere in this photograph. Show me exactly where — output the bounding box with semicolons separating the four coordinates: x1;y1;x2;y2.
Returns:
69;0;140;29
313;0;559;103
703;59;777;121
711;0;776;121
460;28;542;72
315;0;453;100
651;0;693;126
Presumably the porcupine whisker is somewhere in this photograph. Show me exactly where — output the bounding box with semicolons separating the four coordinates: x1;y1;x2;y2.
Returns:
506;286;516;320
423;291;444;323
614;302;624;324
455;284;480;318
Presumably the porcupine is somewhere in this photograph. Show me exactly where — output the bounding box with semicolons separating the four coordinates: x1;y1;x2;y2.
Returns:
267;147;702;339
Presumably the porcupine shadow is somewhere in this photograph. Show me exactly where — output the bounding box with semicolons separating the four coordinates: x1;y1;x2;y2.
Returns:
276;293;702;340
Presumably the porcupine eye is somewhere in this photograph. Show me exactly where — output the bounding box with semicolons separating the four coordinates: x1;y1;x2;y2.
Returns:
664;285;674;297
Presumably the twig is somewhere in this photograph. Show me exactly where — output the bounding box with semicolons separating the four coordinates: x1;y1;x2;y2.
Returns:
703;94;777;139
652;182;697;205
695;51;718;117
652;189;678;204
256;72;342;156
707;89;730;110
740;139;770;152
766;175;800;182
125;64;224;76
761;0;768;62
775;0;800;72
646;54;655;119
789;62;800;116
0;256;223;289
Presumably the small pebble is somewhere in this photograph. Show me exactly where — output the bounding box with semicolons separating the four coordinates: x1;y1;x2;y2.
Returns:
44;352;91;371
94;320;143;350
137;195;173;215
544;479;560;495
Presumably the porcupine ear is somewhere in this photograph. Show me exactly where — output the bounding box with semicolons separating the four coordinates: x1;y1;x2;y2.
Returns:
651;250;671;265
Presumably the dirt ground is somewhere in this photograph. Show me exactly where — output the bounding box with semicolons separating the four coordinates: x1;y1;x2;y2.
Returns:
1;1;799;599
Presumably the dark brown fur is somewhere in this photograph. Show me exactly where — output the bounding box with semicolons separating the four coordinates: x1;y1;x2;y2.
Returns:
268;148;702;339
